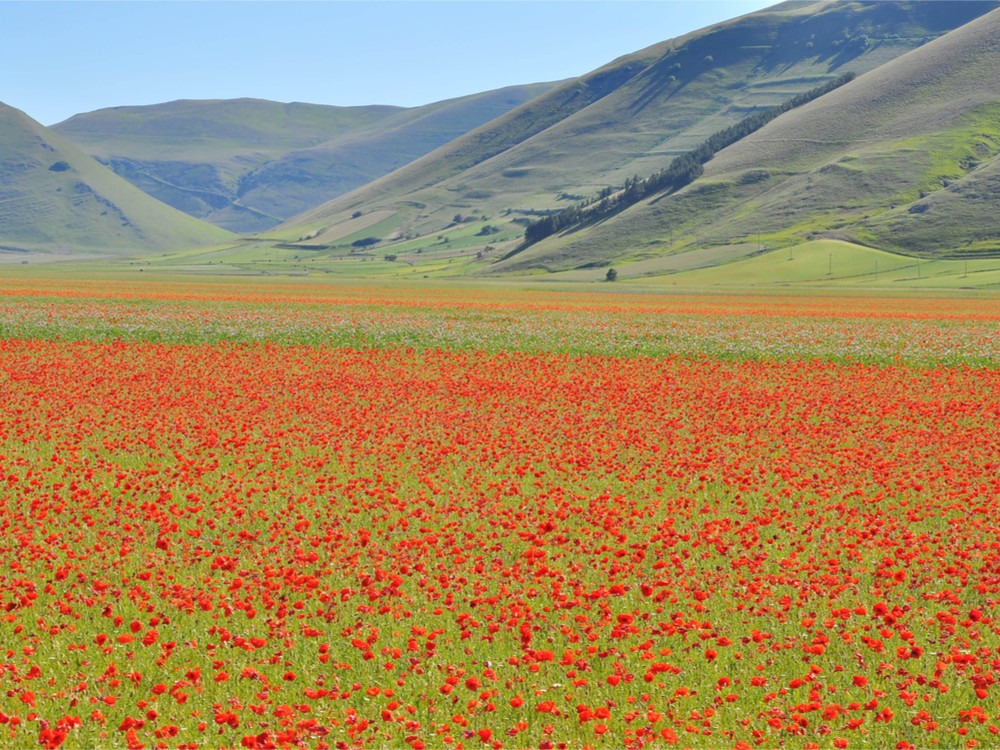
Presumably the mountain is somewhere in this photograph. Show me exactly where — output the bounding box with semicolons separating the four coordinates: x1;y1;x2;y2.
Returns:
0;102;233;257
266;0;999;276
53;85;556;234
520;1;1000;272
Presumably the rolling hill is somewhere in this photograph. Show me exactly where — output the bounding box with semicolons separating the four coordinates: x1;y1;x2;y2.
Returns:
53;84;556;234
0;102;233;258
264;0;997;278
503;2;1000;274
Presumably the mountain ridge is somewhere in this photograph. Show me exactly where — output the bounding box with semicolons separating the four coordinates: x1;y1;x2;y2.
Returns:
54;84;557;233
0;102;233;257
509;4;1000;272
273;0;997;276
13;0;1000;279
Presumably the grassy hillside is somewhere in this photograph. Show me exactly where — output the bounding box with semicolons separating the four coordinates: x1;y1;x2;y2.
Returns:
0;102;233;258
506;4;1000;274
861;151;1000;257
52;99;403;233
640;240;1000;290
54;85;555;234
230;84;557;229
275;0;996;273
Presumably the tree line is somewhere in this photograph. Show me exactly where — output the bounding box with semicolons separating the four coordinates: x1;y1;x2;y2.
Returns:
523;72;856;245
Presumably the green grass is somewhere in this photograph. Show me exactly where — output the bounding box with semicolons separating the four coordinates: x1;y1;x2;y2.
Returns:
132;218;525;280
637;239;1000;289
42;234;1000;292
0;103;234;255
530;90;1000;272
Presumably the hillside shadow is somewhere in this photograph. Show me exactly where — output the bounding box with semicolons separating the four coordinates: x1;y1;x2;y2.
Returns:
629;57;697;116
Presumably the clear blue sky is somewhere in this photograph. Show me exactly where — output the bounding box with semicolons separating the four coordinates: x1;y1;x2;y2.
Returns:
3;1;775;126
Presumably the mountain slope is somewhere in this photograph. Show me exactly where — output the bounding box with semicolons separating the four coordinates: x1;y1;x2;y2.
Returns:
52;99;403;234
0;102;233;256
505;4;1000;272
54;85;555;234
275;0;996;267
230;84;558;229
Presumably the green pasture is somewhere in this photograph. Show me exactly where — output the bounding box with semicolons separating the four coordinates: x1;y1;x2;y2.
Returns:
642;240;1000;289
10;235;1000;292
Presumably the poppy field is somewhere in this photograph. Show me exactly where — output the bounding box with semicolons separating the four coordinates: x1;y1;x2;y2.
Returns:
1;277;1000;749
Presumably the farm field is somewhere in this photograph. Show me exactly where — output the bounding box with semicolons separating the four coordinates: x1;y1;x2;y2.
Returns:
1;275;1000;749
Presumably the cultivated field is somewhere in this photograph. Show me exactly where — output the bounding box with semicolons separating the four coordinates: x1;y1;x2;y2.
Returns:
1;274;999;749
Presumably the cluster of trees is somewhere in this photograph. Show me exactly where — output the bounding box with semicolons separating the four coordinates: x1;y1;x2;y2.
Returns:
524;72;856;245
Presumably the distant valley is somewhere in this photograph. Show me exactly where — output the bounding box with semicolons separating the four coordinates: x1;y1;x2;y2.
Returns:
53;86;556;234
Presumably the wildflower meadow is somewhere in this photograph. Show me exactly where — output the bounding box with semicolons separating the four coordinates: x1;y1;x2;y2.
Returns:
0;276;998;750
